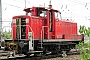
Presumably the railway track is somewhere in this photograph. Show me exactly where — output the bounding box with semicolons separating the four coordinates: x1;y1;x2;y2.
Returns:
0;49;80;60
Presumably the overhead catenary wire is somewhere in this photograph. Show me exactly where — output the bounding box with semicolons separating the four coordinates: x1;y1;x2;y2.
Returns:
2;0;90;19
2;0;32;9
13;0;30;4
60;5;89;17
3;2;23;9
68;0;90;8
59;0;90;20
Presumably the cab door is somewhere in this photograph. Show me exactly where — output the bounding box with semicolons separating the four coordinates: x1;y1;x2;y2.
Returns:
44;10;53;39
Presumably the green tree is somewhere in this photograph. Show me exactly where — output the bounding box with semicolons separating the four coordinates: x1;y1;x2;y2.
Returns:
79;26;86;35
76;25;90;60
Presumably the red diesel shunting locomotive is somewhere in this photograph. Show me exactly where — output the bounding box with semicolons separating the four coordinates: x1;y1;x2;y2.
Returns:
7;1;84;55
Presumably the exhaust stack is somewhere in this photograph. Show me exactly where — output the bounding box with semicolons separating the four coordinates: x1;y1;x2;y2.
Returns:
49;0;52;9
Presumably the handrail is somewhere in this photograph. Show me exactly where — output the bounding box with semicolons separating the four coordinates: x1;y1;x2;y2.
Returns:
41;26;49;49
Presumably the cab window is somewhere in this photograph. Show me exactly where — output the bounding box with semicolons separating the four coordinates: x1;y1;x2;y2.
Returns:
55;12;61;20
40;11;47;17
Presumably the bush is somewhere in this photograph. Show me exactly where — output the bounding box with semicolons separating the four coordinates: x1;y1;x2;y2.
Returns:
76;42;90;60
5;32;11;39
77;25;90;60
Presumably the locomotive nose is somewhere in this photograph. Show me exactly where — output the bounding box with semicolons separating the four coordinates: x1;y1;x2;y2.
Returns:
12;17;28;40
16;18;26;40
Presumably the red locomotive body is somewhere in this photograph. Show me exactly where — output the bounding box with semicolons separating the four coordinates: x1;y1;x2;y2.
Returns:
10;4;84;55
12;7;82;40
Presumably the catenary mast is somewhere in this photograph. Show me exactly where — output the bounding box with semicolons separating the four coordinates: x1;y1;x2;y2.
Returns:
0;0;2;31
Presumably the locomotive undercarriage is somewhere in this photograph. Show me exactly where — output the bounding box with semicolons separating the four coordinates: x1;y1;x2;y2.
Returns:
4;40;29;54
34;39;81;55
1;39;81;56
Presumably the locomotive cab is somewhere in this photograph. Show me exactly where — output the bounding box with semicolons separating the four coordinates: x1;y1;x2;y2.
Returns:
12;6;62;40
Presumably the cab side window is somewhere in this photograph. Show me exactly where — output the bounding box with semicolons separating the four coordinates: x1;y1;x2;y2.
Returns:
55;12;61;20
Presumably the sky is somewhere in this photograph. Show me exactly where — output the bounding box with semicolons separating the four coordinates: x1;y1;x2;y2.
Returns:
1;0;90;31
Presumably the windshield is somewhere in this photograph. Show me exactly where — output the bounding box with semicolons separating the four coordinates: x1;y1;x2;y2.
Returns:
40;11;47;17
